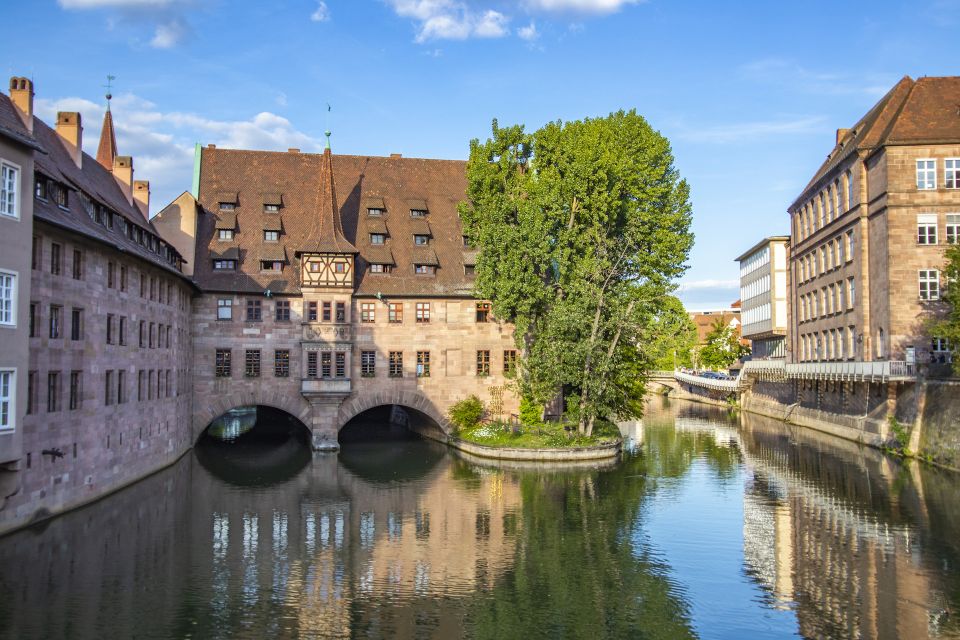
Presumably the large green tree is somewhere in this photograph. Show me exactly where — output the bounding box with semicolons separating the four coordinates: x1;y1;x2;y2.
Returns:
931;244;960;373
650;295;698;370
459;111;693;435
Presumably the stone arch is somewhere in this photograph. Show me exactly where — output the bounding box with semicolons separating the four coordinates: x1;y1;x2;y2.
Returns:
336;388;451;436
192;388;313;443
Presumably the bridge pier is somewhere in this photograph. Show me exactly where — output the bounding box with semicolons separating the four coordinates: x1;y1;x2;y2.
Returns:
306;397;345;452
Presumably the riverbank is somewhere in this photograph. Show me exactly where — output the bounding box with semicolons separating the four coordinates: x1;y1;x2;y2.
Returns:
449;420;622;461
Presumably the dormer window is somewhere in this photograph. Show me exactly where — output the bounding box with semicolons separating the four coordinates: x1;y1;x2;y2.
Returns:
264;230;279;242
218;229;234;241
261;261;283;272
261;192;282;213
414;234;429;246
34;176;47;200
219;202;235;211
410;209;427;218
368;208;384;217
264;204;280;213
54;184;68;208
370;264;391;274
371;233;386;245
415;264;435;275
213;260;236;270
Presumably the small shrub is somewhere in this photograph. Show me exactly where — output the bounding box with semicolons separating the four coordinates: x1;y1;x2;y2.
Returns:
449;396;484;432
519;396;544;428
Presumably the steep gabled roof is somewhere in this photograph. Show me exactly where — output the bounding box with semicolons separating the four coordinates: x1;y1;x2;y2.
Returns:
302;147;357;254
0;91;43;152
96;107;117;170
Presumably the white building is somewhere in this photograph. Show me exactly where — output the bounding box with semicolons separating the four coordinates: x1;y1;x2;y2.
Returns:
735;236;789;359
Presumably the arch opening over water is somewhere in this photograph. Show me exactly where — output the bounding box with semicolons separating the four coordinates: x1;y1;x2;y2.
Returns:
338;404;447;445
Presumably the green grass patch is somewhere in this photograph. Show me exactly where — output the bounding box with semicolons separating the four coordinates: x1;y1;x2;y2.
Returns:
456;419;621;449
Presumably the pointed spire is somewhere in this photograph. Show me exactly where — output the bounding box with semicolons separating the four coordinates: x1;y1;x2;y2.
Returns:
96;77;117;170
309;139;357;254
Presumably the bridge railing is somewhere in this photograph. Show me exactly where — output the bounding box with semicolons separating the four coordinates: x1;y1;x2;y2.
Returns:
673;371;743;393
783;360;915;382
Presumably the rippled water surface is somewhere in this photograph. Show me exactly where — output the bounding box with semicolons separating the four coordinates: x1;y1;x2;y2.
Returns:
2;399;960;639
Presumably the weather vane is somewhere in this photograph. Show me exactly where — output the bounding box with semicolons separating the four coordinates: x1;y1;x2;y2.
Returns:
325;102;332;149
104;74;115;109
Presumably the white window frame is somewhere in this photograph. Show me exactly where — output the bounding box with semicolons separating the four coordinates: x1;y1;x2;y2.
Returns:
946;214;960;244
1;160;21;220
917;214;938;245
0;269;16;327
0;369;14;431
217;229;234;241
919;270;940;300
263;230;280;242
217;298;232;320
946;158;960;190
917;159;936;190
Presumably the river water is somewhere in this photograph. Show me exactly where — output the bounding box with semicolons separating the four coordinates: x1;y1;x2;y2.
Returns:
2;398;960;639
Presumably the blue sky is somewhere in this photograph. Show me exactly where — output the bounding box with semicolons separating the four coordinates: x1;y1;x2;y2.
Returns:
2;1;958;309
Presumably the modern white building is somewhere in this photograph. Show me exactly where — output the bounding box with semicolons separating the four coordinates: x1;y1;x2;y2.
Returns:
735;236;790;359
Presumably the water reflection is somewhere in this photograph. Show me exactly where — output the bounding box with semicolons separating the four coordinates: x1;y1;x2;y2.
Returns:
1;402;959;639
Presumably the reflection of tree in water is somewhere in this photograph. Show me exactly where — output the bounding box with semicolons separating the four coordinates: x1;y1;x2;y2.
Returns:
466;456;697;639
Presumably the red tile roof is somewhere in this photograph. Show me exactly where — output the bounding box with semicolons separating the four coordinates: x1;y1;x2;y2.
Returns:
95;108;117;170
194;147;475;297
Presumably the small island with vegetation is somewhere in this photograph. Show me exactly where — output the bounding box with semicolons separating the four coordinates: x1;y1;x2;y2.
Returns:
453;109;694;460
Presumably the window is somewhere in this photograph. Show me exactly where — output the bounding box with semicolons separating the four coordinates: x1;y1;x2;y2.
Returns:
416;351;430;377
389;303;403;323
410;209;427;218
119;316;126;345
264;204;280;214
322;301;331;322
415;265;435;275
246;299;262;322
0;162;18;218
361;302;375;323
846;278;855;309
335;352;346;378
465;265;475;277
0;370;13;430
334;261;346;274
846;170;855;208
274;350;290;377
307;301;318;322
217;298;232;320
48;371;60;411
140;272;146;297
245;350;261;377
218;229;234;241
106;313;115;344
476;350;490;376
104;370;115;406
139;320;145;348
264;230;279;242
215;349;232;377
307;352;318;378
368;208;384;216
26;371;37;415
0;272;15;326
947;159;960;189
117;370;126;404
72;249;83;280
219;202;235;211
504;350;517;375
476;302;491;323
389;351;403;378
321;352;332;378
261;261;283;272
414;234;429;246
932;337;953;363
370;233;386;245
275;300;290;321
335;302;346;323
148;370;155;400
947;214;960;244
917;159;936;190
845;230;854;261
149;322;155;348
361;351;375;377
919;270;940;300
918;214;938;244
49;305;61;339
54;184;68;208
416;302;430;322
120;265;127;291
50;243;61;275
69;371;81;410
213;260;236;270
107;261;115;288
35;175;46;200
370;263;390;274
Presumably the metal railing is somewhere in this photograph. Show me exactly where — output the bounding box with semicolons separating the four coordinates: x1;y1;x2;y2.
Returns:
783;360;915;382
674;371;744;393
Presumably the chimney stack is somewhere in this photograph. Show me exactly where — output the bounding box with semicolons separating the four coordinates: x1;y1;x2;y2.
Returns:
9;77;34;132
836;128;850;145
56;112;83;168
133;180;150;220
114;156;134;205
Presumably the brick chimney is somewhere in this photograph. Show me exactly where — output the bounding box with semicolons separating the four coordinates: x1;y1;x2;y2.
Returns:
56;112;83;168
113;156;134;205
9;77;33;132
133;180;150;220
836;128;850;145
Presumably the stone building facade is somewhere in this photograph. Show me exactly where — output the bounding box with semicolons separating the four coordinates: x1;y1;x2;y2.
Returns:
788;76;960;365
736;236;789;359
164;140;519;450
0;79;194;534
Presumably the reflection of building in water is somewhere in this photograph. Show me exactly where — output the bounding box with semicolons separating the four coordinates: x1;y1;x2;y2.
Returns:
738;413;943;640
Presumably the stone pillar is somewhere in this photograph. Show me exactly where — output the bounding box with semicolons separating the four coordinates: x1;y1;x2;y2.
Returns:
308;398;344;452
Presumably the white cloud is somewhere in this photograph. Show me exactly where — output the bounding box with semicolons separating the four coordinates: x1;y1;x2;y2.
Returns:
522;0;641;13
385;0;510;42
311;1;330;22
35;92;322;216
676;116;827;144
738;58;892;97
677;279;739;292
150;18;188;48
518;21;539;41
